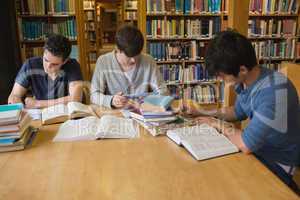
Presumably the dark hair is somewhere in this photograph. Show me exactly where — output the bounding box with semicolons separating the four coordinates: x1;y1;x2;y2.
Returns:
44;34;71;61
115;25;144;57
205;30;257;77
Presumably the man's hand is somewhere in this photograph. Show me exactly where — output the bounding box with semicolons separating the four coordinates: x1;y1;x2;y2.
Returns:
8;94;23;104
180;100;218;117
25;97;40;109
197;117;236;136
112;92;128;108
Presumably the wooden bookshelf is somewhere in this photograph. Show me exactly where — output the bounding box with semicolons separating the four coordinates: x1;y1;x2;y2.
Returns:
83;0;100;67
248;0;300;66
15;0;90;80
138;0;231;107
123;0;138;25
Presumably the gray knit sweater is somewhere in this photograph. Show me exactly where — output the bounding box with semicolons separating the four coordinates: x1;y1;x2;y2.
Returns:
90;51;163;108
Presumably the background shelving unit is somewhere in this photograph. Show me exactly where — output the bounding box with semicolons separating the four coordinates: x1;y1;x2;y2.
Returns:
16;0;78;62
139;0;229;107
248;0;300;70
123;0;138;26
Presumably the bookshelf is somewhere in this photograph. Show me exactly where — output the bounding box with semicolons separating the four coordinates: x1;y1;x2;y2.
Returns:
139;0;229;107
15;0;77;61
15;0;90;80
123;0;138;26
248;0;300;70
83;0;100;65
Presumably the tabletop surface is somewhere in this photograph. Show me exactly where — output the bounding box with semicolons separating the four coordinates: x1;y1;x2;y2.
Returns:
0;108;298;200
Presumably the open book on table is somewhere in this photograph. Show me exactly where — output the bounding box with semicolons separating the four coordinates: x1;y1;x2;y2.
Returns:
167;124;239;161
53;115;139;142
42;102;96;125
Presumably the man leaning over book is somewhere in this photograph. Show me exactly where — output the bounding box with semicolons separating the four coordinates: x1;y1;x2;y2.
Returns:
8;34;83;109
90;25;165;109
182;30;300;194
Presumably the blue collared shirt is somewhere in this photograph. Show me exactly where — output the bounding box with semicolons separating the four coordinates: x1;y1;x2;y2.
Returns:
235;67;300;166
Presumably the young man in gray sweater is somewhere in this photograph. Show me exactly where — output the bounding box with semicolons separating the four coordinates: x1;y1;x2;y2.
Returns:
90;25;163;108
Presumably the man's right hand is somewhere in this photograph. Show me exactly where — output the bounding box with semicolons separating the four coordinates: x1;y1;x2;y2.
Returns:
112;92;128;108
8;94;23;104
180;100;218;117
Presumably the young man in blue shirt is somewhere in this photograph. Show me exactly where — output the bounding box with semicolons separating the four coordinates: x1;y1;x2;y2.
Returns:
8;34;83;108
184;30;300;193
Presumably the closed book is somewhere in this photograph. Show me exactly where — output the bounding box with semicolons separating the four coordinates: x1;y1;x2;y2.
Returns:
0;112;32;135
0;126;37;153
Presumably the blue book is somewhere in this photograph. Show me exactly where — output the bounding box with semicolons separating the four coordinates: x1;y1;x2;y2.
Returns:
184;0;191;14
0;103;23;112
0;138;16;145
175;0;183;13
143;95;174;109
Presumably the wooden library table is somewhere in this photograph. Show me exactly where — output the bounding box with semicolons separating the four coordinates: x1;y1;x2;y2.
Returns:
0;107;298;200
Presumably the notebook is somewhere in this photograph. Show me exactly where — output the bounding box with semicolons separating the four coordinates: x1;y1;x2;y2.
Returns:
167;124;239;161
53;115;139;142
41;102;96;125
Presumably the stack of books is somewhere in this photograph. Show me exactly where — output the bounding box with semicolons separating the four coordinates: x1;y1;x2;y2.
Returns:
0;104;36;153
128;95;182;136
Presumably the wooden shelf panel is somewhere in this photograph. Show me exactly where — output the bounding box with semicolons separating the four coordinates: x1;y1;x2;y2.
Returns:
258;58;294;61
249;36;300;40
156;59;205;64
147;37;212;41
249;13;298;17
146;13;223;17
165;80;218;86
21;39;77;44
18;14;76;18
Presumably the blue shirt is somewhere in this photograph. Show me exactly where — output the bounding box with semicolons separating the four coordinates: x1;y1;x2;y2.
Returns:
235;67;300;166
15;57;83;100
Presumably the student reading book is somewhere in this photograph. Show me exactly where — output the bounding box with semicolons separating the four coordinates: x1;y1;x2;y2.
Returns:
41;102;96;125
53;115;138;142
90;25;164;109
182;30;300;192
167;124;239;161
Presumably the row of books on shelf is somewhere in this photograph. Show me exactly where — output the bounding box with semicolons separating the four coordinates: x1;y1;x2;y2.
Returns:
146;18;221;38
146;0;225;14
249;0;298;14
83;0;95;10
252;39;297;59
0;104;36;153
125;0;138;9
168;84;219;104
85;31;96;41
21;19;77;41
261;63;285;71
85;11;95;21
248;19;297;37
147;41;208;61
125;11;137;20
23;45;79;60
18;0;75;15
159;64;216;83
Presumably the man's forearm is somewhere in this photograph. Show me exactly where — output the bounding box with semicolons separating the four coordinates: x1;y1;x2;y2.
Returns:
213;107;238;122
35;96;77;108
